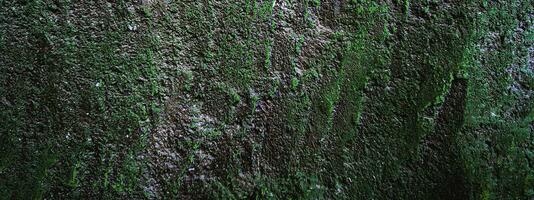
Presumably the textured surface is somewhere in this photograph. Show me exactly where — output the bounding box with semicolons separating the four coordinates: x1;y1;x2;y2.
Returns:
0;0;533;199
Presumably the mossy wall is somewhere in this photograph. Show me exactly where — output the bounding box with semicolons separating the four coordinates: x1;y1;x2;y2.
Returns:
0;0;532;199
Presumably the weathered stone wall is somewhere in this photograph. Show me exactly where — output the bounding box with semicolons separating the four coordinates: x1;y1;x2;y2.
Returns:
0;0;532;199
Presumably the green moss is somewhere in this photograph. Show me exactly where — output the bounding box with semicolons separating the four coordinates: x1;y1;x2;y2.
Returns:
1;0;531;199
458;2;533;199
291;77;300;90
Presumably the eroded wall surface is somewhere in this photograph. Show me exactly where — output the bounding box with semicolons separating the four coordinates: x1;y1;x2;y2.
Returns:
0;0;532;199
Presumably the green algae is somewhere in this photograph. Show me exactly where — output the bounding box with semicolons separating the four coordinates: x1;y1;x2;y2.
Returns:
0;0;532;199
